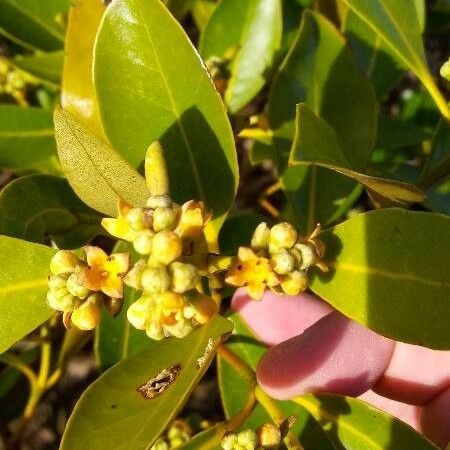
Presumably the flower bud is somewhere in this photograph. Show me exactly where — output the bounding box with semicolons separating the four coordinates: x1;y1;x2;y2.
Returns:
153;206;178;232
237;429;258;448
71;294;102;330
280;270;308;296
295;243;318;270
269;223;297;252
151;231;182;265
127;296;152;330
169;262;199;293
150;438;169;450
251;222;270;251
146;320;165;340
256;423;281;449
190;293;217;324
167;420;191;446
146;195;173;209
66;272;90;299
47;290;76;312
221;433;237;450
133;229;154;255
48;274;68;291
125;207;147;231
141;266;171;293
270;249;295;275
50;250;79;275
123;259;147;289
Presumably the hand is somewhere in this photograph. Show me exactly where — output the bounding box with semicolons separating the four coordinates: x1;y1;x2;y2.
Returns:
232;289;450;449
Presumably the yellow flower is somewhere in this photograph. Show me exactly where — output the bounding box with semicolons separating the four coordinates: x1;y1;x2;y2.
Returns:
225;247;279;300
174;200;211;242
101;199;138;242
78;246;130;298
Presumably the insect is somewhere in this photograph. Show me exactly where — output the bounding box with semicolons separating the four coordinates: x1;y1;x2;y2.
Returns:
137;364;181;400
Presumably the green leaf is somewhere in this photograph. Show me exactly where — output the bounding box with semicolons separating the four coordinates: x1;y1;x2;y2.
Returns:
200;0;282;113
268;10;376;231
191;0;217;31
295;394;438;450
95;242;154;371
13;51;63;86
219;313;336;449
177;424;225;450
94;0;238;230
311;208;450;349
0;105;56;170
61;315;233;450
61;0;105;136
0;236;55;354
289;104;425;203
342;10;405;99
0;174;101;248
0;0;68;51
54;107;149;217
341;0;450;120
375;115;431;151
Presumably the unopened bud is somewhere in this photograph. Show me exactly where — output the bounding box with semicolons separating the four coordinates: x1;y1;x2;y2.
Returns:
50;250;79;275
141;266;171;293
66;272;90;299
221;433;237;450
126;207;147;231
237;429;258;448
440;58;450;81
280;270;308;296
127;296;152;329
151;231;182;265
150;438;169;450
256;423;281;449
269;223;297;252
295;243;318;270
47;290;76;312
270;249;295;275
190;293;217;324
71;294;102;330
251;222;270;251
146;320;165;340
123;259;147;289
48;274;68;291
134;229;154;255
169;262;199;293
146;195;173;209
153;206;178;232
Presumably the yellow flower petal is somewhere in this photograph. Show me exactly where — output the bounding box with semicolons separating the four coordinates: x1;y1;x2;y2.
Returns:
106;252;130;275
84;246;108;269
101;275;124;298
101;217;137;241
77;267;104;292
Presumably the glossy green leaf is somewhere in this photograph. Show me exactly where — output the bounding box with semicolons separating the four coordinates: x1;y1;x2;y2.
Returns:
177;423;225;450
191;0;217;31
295;394;438;450
95;242;154;371
0;236;55;354
290;104;425;203
94;0;238;230
311;208;450;349
342;10;406;99
0;175;101;248
54;107;149;217
219;313;336;449
13;51;63;86
0;105;56;170
61;0;105;136
200;0;282;113
341;0;449;119
268;10;376;231
0;0;68;51
61;315;233;450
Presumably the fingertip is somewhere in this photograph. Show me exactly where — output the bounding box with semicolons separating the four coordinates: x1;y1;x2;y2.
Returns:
421;386;450;448
256;312;395;400
230;288;332;346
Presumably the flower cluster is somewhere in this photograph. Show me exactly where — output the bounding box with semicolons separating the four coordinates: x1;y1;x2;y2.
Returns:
226;222;327;300
0;57;29;103
47;248;129;330
150;420;192;449
221;423;282;450
102;193;216;340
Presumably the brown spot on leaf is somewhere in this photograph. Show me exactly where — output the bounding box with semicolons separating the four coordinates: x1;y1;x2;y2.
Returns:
137;364;181;400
